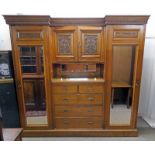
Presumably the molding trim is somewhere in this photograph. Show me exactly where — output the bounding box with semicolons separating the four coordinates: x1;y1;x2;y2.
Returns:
3;15;150;26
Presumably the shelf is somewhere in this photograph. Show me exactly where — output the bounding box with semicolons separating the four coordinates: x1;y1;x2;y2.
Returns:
51;78;105;83
112;82;132;88
22;74;44;79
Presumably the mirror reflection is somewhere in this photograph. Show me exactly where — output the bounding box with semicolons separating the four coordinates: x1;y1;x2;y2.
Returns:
19;46;47;126
110;45;136;125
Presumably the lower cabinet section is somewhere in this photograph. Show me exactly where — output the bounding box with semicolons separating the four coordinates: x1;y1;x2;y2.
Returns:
55;117;103;129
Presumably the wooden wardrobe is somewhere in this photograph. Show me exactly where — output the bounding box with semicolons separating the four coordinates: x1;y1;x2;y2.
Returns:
3;15;149;137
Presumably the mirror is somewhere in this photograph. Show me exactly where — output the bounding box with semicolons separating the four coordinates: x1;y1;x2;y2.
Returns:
110;45;136;125
19;46;47;126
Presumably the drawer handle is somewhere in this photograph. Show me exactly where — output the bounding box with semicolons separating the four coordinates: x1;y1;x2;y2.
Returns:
63;121;69;125
64;109;69;112
87;121;94;125
87;109;94;112
63;98;69;101
88;97;94;101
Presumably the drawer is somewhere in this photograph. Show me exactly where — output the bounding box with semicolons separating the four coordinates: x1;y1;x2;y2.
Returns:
78;94;103;104
53;94;103;105
55;105;103;117
52;84;78;93
55;117;103;129
53;94;77;104
79;84;104;93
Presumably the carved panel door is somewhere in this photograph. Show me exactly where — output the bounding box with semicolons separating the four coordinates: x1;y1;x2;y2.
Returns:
52;26;78;62
78;26;103;61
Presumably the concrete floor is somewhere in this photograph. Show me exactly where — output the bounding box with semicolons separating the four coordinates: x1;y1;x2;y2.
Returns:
23;117;155;141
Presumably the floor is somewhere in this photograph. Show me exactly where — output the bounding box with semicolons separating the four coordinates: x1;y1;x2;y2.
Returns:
23;117;155;141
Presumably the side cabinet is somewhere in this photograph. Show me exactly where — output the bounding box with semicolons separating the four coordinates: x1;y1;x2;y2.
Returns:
10;26;52;129
105;25;146;129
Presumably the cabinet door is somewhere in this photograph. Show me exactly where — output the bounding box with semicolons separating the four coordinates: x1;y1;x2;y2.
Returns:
52;26;78;62
78;26;103;61
105;25;145;128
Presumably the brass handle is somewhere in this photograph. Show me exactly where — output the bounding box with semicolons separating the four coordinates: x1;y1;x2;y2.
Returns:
87;109;94;112
88;121;94;125
64;109;69;112
63;98;69;101
88;97;94;101
63;121;69;125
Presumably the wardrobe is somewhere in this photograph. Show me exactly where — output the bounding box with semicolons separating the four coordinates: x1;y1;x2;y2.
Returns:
3;15;149;136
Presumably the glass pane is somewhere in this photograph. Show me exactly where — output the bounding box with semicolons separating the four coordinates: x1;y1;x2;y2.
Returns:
110;45;136;125
19;46;43;74
23;80;47;126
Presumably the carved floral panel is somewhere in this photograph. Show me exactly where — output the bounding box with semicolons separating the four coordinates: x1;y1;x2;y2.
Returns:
84;35;98;55
57;35;72;55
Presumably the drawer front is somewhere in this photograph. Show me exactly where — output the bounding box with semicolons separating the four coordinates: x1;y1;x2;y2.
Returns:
53;94;103;105
55;105;103;117
52;85;78;93
55;117;103;129
79;84;104;93
53;94;77;104
78;94;103;104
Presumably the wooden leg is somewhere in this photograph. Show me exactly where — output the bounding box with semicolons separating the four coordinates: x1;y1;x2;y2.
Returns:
111;88;114;108
126;88;130;109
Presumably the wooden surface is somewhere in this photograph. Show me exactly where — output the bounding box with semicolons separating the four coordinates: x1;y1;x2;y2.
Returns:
51;78;105;83
2;128;23;141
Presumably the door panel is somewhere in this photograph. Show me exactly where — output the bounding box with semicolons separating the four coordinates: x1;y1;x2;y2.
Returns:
52;26;77;61
78;27;103;61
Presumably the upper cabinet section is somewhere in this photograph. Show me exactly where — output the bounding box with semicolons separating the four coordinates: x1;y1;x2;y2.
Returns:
78;26;103;61
51;26;103;62
52;26;78;62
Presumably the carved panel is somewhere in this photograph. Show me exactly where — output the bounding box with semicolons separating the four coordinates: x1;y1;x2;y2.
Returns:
84;35;98;55
113;31;138;38
57;35;72;55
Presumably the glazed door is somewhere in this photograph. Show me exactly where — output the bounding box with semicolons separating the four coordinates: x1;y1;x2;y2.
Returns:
78;26;103;61
52;26;78;62
17;46;48;127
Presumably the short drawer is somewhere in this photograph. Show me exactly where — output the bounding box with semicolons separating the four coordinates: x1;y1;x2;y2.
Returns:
52;84;78;93
55;117;103;129
55;105;103;117
79;84;104;93
53;94;77;104
78;94;103;104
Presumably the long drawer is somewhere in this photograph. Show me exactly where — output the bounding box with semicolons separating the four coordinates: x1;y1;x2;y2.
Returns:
55;105;103;117
55;117;103;129
53;94;103;105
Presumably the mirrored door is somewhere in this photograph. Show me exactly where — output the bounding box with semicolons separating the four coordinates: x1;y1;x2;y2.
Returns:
110;45;137;126
19;46;47;126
